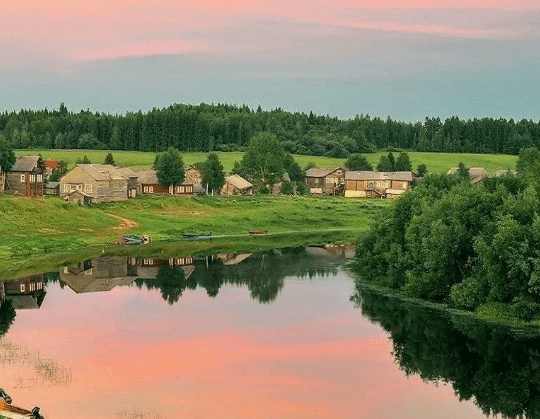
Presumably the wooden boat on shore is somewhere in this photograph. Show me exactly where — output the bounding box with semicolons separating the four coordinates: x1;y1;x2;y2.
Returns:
249;230;269;236
0;389;44;419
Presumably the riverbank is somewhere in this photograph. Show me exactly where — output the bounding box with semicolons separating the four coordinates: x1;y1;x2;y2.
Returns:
0;194;389;279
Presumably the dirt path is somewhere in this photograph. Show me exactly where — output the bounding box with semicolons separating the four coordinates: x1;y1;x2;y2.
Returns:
105;213;139;230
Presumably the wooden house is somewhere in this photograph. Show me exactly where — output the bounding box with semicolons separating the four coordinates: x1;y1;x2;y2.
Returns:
345;171;414;198
44;159;61;178
135;167;202;196
60;164;138;203
221;174;253;196
0;168;5;193
6;156;46;197
447;167;487;185
305;167;345;195
65;190;93;205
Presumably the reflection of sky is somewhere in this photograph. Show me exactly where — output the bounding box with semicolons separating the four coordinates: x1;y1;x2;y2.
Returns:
1;0;539;118
3;271;488;418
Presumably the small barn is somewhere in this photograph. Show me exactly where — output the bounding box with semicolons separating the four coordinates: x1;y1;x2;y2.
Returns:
447;167;487;184
6;156;46;197
345;171;414;198
305;167;345;195
45;181;60;196
65;189;93;205
221;174;253;196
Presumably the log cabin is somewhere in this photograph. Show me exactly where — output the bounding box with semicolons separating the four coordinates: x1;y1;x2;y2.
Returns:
5;156;46;197
305;168;345;195
345;171;414;198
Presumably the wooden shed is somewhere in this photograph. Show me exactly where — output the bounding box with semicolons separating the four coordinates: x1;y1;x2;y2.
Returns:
6;156;46;197
221;174;253;196
65;189;93;205
305;167;345;195
45;181;60;196
345;171;414;198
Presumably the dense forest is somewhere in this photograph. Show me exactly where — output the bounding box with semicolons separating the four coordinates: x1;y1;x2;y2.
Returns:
0;103;539;155
353;149;540;321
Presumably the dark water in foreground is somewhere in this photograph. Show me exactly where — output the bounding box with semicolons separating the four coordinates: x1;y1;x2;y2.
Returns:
1;245;539;419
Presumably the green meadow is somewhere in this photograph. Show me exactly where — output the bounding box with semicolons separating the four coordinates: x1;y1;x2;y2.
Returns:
0;194;390;278
17;149;518;174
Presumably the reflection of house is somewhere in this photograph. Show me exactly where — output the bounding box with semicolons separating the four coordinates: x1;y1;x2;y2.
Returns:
130;256;195;279
221;174;253;196
6;156;46;197
306;244;355;260
60;257;137;293
60;164;138;203
4;274;46;309
345;171;414;198
217;253;252;266
305;168;345;195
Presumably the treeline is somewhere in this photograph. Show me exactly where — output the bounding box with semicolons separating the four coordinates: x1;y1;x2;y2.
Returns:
0;103;539;155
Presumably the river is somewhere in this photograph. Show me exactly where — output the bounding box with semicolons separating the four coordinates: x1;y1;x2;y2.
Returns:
0;245;537;418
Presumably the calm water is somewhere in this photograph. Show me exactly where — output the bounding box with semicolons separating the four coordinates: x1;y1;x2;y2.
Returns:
1;245;539;418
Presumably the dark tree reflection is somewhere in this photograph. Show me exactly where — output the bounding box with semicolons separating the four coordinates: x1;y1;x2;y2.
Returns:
352;285;540;419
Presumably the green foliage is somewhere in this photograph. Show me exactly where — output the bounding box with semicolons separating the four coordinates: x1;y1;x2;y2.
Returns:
516;147;540;174
154;148;185;187
395;152;412;171
376;152;396;171
201;152;225;195
240;132;285;188
345;154;372;171
104;152;115;166
0;298;16;337
48;160;68;182
281;181;294;195
353;170;540;318
416;163;427;177
0;134;15;172
457;161;469;179
75;155;92;164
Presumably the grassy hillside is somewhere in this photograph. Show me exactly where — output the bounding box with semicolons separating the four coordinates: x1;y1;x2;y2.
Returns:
0;195;390;277
17;149;518;174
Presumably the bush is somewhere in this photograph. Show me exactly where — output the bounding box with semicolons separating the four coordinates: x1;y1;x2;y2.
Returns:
511;297;540;321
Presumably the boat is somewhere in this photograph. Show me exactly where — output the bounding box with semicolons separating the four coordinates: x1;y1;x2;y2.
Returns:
182;232;213;239
0;389;44;419
249;230;269;236
114;234;152;246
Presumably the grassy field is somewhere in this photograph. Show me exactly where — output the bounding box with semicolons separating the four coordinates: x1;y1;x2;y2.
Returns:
17;149;518;175
0;194;390;279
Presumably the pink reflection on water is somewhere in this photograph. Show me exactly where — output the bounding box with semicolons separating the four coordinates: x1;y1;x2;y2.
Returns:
2;273;486;419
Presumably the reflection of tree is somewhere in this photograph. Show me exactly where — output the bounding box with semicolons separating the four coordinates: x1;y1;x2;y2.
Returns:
136;266;187;305
352;285;540;419
135;247;341;305
0;298;16;337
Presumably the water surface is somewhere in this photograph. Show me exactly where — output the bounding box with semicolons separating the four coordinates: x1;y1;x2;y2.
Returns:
0;245;537;418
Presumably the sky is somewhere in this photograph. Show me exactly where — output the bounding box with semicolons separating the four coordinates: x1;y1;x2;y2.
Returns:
1;0;539;120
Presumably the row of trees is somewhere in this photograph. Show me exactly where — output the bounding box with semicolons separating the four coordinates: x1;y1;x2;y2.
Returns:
1;103;539;155
353;147;540;320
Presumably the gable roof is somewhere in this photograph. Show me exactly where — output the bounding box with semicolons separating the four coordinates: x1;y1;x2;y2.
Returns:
134;169;159;184
345;171;414;181
114;166;138;178
45;159;61;169
11;156;41;172
226;174;253;190
305;167;343;178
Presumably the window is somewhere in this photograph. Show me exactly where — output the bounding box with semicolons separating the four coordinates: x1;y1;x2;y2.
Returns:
30;174;36;183
149;186;153;193
85;184;92;193
64;184;70;193
84;268;93;275
20;284;25;293
143;186;149;193
77;184;82;190
70;185;77;191
20;174;25;182
37;174;43;182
